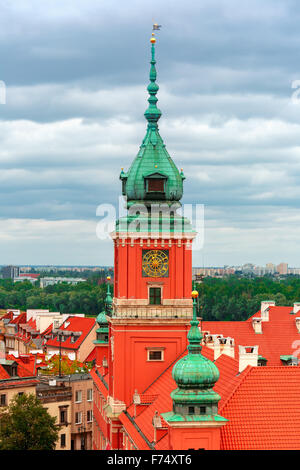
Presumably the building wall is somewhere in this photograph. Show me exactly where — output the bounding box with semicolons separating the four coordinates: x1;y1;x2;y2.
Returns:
43;398;72;450
168;425;222;450
71;376;93;450
114;238;193;302
92;380;109;450
0;382;36;408
108;318;190;406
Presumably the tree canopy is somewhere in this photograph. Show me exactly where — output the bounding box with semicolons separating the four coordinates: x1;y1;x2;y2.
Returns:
0;393;59;450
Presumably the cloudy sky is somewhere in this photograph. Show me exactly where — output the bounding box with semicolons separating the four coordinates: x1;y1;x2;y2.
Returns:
1;0;300;267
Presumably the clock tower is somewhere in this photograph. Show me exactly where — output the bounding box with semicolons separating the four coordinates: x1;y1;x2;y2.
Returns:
105;33;197;449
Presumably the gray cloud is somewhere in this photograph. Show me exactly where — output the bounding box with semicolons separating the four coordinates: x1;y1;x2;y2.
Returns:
1;0;300;264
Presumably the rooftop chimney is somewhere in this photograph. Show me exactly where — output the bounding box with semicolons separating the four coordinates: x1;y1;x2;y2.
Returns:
260;301;275;322
252;317;262;334
239;345;258;372
293;303;300;315
152;411;166;444
214;336;235;360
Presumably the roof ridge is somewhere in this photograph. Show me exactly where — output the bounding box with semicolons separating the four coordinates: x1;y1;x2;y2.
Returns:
219;365;253;412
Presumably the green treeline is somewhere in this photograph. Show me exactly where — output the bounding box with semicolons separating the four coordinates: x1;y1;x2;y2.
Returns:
0;276;109;316
195;276;300;321
1;275;300;320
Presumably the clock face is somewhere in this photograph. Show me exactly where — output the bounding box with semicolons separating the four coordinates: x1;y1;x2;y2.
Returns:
142;249;169;278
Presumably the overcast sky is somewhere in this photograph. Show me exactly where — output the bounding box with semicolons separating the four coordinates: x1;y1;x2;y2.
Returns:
1;0;300;267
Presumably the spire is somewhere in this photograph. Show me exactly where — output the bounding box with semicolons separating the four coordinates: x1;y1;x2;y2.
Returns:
105;276;113;315
118;31;186;208
187;291;203;354
144;33;162;128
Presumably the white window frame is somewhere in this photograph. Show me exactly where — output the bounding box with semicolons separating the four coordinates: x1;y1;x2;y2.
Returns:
75;411;82;425
75;390;82;403
146;348;165;362
87;388;93;401
87;410;93;423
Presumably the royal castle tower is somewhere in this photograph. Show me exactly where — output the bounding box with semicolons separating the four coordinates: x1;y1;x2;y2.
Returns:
104;33;197;449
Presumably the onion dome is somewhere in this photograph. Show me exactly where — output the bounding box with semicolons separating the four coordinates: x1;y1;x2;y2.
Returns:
96;311;108;326
95;310;109;344
120;34;184;207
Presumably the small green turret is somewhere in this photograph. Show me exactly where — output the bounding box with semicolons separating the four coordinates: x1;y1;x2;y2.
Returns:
162;291;227;423
94;310;109;344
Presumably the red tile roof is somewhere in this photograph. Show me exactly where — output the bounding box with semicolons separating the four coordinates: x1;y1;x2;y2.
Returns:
46;316;96;350
220;366;300;450
9;312;26;325
85;346;96;363
0;365;10;379
202;306;300;366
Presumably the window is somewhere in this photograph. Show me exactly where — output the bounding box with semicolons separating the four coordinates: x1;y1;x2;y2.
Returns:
148;349;164;361
87;410;93;422
75;390;82;403
188;406;195;415
87;389;93;401
0;394;6;406
149;287;161;305
147;178;165;192
60;409;67;424
71;334;78;344
60;434;66;448
18;392;24;397
75;412;82;425
200;406;206;415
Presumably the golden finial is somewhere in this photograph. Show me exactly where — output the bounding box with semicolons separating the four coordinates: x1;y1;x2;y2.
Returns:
191;290;199;299
107;276;111;281
150;32;156;44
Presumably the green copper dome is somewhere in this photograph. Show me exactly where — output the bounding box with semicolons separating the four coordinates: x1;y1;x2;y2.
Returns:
96;311;108;325
120;38;184;206
172;352;220;391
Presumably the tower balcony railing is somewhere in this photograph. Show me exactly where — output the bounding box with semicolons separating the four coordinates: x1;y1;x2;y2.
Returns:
112;306;193;319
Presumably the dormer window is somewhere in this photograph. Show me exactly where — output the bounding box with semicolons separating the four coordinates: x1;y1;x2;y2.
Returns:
147;178;165;192
144;172;167;199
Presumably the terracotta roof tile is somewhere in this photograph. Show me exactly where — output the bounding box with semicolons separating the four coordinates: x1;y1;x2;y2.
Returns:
202;306;300;366
220;366;300;450
46;316;96;350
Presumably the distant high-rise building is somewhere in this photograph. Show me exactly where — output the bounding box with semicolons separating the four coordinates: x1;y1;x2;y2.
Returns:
266;263;276;274
2;265;20;279
277;263;288;275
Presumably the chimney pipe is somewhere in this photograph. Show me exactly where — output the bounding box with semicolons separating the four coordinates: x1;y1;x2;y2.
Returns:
252;317;262;334
239;345;258;372
293;303;300;315
260;301;275;322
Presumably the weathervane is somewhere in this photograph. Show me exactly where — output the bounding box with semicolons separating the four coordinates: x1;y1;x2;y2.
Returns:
150;23;161;44
152;23;161;31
